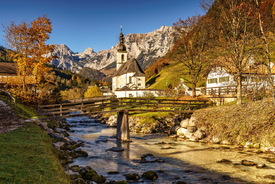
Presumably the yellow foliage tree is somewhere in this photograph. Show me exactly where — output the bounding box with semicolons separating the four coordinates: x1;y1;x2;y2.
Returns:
84;86;102;98
4;16;54;91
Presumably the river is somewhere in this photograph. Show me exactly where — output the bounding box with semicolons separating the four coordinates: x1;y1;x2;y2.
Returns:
66;116;275;184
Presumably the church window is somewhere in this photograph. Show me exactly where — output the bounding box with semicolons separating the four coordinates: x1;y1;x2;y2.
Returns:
121;54;124;62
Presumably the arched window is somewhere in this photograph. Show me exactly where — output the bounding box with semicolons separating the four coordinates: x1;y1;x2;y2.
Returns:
121;54;124;62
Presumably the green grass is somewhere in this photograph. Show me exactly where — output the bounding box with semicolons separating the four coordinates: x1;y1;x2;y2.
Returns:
0;122;70;184
0;95;37;119
146;61;206;89
131;112;174;125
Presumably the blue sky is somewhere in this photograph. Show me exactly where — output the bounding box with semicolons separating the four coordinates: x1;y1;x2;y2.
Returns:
0;0;204;53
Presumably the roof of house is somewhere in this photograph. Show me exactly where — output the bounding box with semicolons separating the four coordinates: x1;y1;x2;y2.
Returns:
114;57;145;77
0;62;17;76
211;63;275;76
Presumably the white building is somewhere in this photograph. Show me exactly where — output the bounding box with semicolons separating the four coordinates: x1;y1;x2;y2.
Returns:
112;30;150;97
206;63;275;95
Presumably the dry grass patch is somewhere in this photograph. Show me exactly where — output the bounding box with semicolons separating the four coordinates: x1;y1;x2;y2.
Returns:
193;99;275;147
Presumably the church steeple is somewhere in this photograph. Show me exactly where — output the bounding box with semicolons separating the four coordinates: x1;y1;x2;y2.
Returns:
116;27;128;70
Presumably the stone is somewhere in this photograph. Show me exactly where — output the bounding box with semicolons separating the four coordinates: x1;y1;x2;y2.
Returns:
124;173;140;181
194;128;206;140
183;132;194;139
216;159;232;164
188;136;199;142
141;171;158;180
65;170;81;180
70;165;80;172
188;116;197;127
211;135;221;144
169;125;180;135
256;163;266;168
106;181;127;184
241;160;257;166
140;154;163;163
266;157;275;163
172;181;187;184
106;147;124;152
264;175;275;180
244;142;254;148
176;128;188;137
187;126;197;133
79;166;106;183
71;178;87;184
74;149;89;157
53;142;65;150
106;115;117;127
180;119;189;128
220;140;233;145
107;171;119;174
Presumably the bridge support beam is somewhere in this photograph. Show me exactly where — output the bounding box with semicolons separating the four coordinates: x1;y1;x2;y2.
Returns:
117;110;131;141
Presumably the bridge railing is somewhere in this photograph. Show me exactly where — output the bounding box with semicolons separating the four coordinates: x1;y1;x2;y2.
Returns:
37;97;211;118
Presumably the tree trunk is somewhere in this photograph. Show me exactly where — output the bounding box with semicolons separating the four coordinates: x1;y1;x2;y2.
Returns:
192;83;196;97
236;73;242;105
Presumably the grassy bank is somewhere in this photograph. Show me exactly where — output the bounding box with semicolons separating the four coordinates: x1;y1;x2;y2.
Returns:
0;122;70;184
0;96;37;119
193;99;275;147
0;97;70;184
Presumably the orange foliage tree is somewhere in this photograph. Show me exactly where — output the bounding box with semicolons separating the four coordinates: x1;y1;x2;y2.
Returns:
173;15;211;97
4;16;54;92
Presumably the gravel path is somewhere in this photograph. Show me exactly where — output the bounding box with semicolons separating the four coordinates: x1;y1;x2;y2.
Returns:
0;100;25;133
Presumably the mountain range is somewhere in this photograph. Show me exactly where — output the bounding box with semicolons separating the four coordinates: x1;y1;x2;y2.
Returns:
49;26;177;79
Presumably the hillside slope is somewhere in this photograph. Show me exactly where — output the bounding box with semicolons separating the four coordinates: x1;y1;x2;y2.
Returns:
192;99;275;147
146;61;206;90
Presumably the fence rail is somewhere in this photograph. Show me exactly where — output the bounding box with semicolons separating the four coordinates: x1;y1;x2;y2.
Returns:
201;85;252;97
37;97;211;118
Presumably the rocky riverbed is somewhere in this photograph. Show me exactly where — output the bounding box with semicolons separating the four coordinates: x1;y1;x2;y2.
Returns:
36;114;275;184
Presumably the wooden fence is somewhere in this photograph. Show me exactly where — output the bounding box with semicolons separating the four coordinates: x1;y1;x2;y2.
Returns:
201;85;251;97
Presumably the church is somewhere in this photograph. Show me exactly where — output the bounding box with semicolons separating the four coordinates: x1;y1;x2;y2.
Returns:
112;30;149;97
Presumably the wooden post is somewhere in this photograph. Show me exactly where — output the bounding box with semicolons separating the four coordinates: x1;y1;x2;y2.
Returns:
117;110;131;141
60;103;63;117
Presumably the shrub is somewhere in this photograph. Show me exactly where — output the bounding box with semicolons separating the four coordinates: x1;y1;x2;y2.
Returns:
84;86;102;98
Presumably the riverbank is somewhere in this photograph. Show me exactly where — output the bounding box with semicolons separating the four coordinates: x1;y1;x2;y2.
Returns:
105;98;274;151
192;98;275;149
0;98;70;184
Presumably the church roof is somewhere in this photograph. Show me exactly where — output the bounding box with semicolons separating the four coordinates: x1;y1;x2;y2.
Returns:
114;58;145;77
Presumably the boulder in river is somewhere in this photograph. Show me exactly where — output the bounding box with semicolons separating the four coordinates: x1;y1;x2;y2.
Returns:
216;159;232;164
106;147;124;152
141;171;158;180
140;154;164;163
79;166;106;183
106;115;117;127
241;160;257;166
124;173;140;181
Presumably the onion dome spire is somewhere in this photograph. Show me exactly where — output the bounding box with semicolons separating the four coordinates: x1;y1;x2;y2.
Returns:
117;26;126;52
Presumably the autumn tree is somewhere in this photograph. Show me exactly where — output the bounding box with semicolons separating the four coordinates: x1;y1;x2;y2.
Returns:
253;0;275;97
208;0;258;104
173;15;211;97
4;16;54;92
84;86;102;98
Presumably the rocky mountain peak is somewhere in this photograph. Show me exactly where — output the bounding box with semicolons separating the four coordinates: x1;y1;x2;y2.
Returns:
49;26;177;75
82;47;95;55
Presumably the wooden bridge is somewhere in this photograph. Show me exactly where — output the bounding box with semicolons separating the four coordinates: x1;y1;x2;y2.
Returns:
37;96;211;141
